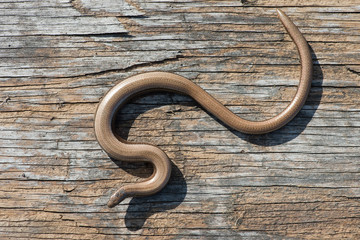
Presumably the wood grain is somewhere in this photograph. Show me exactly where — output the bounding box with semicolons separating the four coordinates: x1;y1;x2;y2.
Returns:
0;0;359;239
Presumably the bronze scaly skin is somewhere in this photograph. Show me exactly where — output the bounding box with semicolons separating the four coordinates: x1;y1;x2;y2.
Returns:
94;9;313;208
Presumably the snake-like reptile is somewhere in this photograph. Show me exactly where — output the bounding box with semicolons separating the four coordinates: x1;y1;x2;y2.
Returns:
94;9;313;208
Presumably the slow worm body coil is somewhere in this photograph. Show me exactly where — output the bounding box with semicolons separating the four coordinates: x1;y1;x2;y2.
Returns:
94;9;313;208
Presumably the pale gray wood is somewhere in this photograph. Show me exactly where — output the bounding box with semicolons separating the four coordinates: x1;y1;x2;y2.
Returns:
0;0;359;239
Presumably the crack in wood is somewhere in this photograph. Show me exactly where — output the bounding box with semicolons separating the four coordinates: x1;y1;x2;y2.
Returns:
346;67;360;76
0;96;10;106
58;54;183;79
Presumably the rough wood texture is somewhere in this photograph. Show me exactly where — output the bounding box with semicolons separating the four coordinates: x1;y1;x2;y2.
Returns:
0;0;359;239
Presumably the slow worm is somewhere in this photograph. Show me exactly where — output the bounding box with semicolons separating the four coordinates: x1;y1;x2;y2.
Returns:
94;9;313;208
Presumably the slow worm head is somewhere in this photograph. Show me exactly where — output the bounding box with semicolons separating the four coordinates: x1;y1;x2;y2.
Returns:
94;9;313;208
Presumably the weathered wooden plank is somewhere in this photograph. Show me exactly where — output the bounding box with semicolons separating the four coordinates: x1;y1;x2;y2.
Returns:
0;0;359;239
